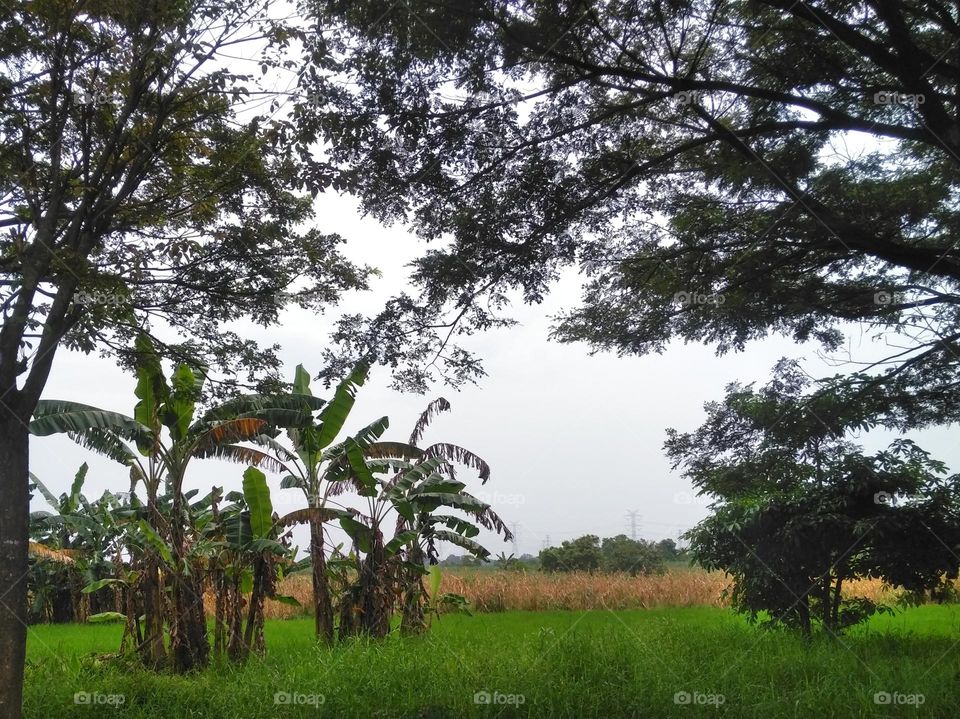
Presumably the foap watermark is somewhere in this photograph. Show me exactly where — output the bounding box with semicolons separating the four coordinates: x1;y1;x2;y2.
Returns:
274;691;325;708
674;291;725;308
674;691;725;707
474;490;525;506
474;690;525;706
874;290;907;306
874;491;896;506
75;89;124;107
873;91;925;107
74;290;125;308
874;691;925;706
74;691;125;707
672;89;705;107
673;491;710;506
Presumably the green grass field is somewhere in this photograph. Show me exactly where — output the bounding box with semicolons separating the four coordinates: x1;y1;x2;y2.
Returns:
25;605;960;718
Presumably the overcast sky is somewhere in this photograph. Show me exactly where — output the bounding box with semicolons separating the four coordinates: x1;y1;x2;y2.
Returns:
29;191;960;559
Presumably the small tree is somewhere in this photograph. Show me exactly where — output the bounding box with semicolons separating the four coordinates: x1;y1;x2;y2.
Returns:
655;539;679;561
539;535;603;573
670;362;960;636
259;363;387;644
601;535;664;577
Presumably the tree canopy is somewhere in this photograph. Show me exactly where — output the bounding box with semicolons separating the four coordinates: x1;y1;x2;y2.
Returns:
293;0;960;417
1;0;371;408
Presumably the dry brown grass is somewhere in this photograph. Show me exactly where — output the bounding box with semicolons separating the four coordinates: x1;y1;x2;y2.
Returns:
208;570;924;619
441;568;731;612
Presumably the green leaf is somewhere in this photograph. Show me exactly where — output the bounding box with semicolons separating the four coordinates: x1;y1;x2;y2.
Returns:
276;507;348;528
137;519;173;564
293;364;312;396
88;612;127;624
162;363;203;441
432;514;481;538
272;594;302;607
429;564;442;600
385;529;420;556
280;474;305;490
29;473;60;508
315;362;369;449
344;438;378;497
432;530;490;559
222;512;253;548
133;333;169;444
199;393;325;426
82;578;125;594
394;500;415;522
242;466;273;539
339;516;373;553
412;492;489;515
30;401;150;446
65;463;89;514
248;538;288;555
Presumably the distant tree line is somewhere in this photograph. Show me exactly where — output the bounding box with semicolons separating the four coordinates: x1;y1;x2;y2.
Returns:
539;535;684;576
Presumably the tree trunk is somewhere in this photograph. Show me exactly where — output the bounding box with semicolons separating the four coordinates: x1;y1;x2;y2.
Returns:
831;576;843;631
226;575;245;662
49;581;74;624
138;551;166;668
797;597;812;639
242;555;268;659
400;544;426;636
310;520;333;644
168;491;209;672
0;417;30;719
170;571;209;672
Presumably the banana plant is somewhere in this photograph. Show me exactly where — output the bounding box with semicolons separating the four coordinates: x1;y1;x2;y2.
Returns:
28;465;90;623
256;362;387;643
29;335;323;671
206;467;298;662
333;403;512;637
28;465;128;625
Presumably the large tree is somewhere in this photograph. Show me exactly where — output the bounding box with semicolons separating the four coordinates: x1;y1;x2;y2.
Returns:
0;1;368;714
294;0;960;415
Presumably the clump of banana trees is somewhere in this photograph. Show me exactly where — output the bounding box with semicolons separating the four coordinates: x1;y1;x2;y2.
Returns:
27;464;119;624
255;363;387;644
29;336;320;671
207;467;302;662
28;339;515;668
328;397;512;638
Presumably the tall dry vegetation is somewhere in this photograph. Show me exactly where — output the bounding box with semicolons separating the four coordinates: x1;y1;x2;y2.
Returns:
244;569;916;619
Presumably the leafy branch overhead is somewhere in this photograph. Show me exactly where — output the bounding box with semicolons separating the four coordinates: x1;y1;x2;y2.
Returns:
292;0;960;417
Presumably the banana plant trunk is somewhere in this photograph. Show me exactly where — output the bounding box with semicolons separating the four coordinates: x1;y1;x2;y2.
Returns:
309;518;334;644
139;550;166;668
169;490;209;672
400;544;427;636
0;413;30;719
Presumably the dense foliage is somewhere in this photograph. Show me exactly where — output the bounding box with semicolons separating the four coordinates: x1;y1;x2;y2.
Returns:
291;0;960;424
670;362;960;634
539;534;667;575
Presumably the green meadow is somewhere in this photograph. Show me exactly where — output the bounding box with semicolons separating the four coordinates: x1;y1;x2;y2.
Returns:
25;605;960;718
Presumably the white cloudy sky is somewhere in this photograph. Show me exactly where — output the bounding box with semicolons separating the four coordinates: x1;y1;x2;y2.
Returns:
28;187;960;559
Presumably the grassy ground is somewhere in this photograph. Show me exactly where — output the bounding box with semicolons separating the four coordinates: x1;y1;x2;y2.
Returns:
24;604;960;718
